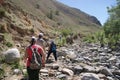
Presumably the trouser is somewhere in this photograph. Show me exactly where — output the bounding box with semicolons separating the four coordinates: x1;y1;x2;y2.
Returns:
47;50;57;61
27;67;40;80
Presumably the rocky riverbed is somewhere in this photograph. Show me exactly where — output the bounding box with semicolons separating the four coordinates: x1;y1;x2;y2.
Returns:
1;42;120;80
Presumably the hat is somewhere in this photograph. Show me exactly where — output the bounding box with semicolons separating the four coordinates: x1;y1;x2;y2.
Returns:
39;33;43;36
31;36;37;42
39;33;43;37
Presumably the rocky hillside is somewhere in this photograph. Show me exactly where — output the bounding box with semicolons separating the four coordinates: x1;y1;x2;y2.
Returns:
0;0;102;51
7;0;101;33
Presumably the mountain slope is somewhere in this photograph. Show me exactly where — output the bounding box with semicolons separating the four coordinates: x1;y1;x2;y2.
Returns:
8;0;101;33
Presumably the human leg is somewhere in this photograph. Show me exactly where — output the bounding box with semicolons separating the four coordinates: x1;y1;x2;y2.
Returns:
27;67;40;80
46;50;52;60
53;50;57;61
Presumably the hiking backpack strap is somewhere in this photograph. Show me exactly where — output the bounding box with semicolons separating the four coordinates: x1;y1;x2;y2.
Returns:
30;47;41;66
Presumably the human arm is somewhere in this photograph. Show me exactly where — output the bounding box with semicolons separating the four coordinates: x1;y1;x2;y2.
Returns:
23;48;28;66
39;47;45;67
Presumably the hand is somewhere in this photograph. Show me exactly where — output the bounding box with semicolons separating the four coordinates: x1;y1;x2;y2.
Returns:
23;60;26;67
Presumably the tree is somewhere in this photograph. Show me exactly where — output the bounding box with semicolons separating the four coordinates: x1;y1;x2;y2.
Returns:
103;0;120;49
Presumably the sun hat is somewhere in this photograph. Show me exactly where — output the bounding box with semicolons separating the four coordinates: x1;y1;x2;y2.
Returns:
31;36;37;43
39;33;43;36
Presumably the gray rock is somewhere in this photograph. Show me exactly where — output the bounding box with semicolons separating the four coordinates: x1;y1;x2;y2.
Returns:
4;48;20;63
57;74;67;80
40;69;49;73
80;73;100;80
66;51;77;60
73;65;83;75
61;68;74;76
115;53;120;56
52;63;59;70
107;76;114;80
89;47;98;52
13;69;22;75
83;65;96;73
112;70;120;76
99;67;113;76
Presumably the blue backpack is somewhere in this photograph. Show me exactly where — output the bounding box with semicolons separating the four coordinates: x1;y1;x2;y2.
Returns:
51;42;56;51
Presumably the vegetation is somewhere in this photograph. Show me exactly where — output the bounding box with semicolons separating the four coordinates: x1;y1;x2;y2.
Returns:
103;0;120;48
0;55;5;79
56;36;66;47
10;61;20;69
47;10;53;19
55;10;60;16
3;33;13;47
60;28;72;37
30;28;34;34
84;0;120;50
35;4;40;9
5;42;13;47
0;7;5;18
0;69;5;79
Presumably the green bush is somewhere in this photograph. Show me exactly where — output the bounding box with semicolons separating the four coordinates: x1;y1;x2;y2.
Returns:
56;37;66;47
83;34;96;43
60;29;71;37
0;8;5;18
47;10;53;19
55;10;59;16
30;28;34;34
0;69;5;79
0;55;5;63
10;61;20;69
6;42;13;47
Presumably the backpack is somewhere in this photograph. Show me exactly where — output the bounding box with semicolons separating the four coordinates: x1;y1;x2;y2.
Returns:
51;43;56;51
37;38;45;47
29;47;42;69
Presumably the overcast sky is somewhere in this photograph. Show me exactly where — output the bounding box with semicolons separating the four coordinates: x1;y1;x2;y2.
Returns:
57;0;116;25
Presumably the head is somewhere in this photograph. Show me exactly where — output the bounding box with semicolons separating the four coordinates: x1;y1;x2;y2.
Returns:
51;40;54;44
30;36;37;46
39;33;44;38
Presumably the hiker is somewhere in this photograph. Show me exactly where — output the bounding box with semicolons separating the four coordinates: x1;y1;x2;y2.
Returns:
36;32;46;52
46;40;57;62
24;36;45;80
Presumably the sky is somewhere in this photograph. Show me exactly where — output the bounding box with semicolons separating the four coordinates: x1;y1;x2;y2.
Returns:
57;0;116;25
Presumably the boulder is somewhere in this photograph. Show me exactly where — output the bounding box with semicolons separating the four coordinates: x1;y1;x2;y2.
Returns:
57;74;67;80
61;68;74;76
66;51;76;60
80;73;100;80
52;63;59;70
99;67;113;76
73;65;83;75
13;69;22;75
4;48;20;63
40;69;49;73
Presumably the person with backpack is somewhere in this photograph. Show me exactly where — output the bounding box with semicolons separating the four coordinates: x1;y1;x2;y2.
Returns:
36;33;46;52
24;36;45;80
46;40;57;62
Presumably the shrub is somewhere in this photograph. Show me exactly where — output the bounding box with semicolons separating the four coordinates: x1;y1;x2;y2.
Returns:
47;10;53;19
10;61;20;69
0;69;4;79
30;28;34;34
0;8;5;18
35;4;40;9
6;42;13;47
55;10;59;16
60;29;71;37
56;37;66;47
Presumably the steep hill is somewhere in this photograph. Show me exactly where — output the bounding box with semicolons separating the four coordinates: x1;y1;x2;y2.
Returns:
0;0;101;50
8;0;101;33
